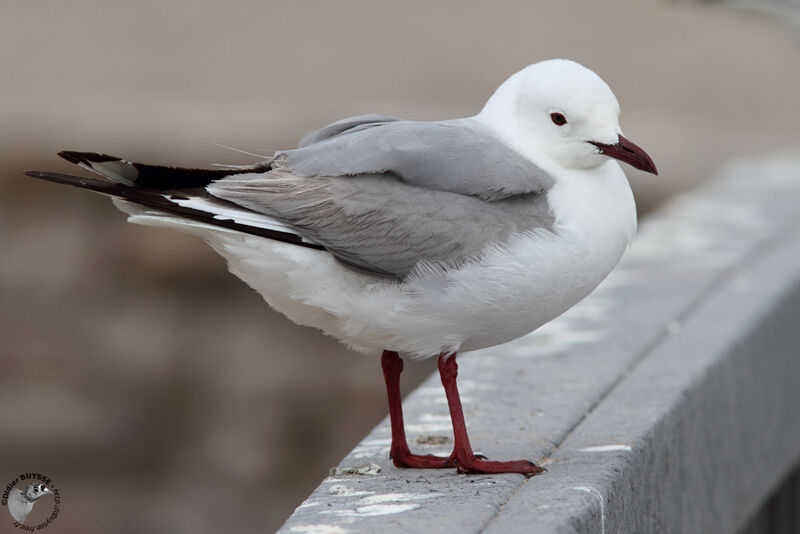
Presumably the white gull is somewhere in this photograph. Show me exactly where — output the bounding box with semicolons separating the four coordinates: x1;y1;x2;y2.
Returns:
27;59;657;475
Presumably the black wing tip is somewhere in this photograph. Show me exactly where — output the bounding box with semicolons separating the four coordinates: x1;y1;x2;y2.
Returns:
24;169;88;185
58;150;122;165
24;171;326;253
23;169;120;192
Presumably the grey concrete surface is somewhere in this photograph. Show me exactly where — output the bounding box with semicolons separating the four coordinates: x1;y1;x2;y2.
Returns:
278;152;800;534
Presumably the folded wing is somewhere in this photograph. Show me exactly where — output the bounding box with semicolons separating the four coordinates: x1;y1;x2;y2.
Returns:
208;156;553;278
281;117;554;201
27;116;555;279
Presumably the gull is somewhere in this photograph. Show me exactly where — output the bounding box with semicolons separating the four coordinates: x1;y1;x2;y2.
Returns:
26;59;657;476
7;483;53;523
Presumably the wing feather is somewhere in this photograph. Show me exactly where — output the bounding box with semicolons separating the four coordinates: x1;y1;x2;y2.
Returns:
282;118;554;201
208;156;553;279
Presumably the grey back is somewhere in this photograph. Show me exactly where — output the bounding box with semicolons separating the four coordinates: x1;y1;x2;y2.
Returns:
297;114;401;148
281;117;554;201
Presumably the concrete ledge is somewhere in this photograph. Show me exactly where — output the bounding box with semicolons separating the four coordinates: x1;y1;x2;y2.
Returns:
279;153;800;534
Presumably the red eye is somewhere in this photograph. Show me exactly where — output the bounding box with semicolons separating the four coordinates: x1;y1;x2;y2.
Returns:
550;113;567;126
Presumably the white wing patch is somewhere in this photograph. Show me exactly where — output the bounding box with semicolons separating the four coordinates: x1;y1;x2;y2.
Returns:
111;193;320;247
168;195;305;237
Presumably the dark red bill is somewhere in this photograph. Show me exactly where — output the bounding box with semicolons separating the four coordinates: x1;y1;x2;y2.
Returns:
590;134;658;175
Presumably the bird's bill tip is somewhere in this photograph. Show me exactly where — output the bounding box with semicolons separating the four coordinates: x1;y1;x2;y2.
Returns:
591;135;658;175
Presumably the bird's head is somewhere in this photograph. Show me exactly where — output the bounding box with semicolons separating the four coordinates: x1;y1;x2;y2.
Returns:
478;59;657;175
24;483;53;502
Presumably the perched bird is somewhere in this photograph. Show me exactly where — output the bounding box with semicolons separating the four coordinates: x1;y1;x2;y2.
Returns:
7;483;53;523
27;59;657;476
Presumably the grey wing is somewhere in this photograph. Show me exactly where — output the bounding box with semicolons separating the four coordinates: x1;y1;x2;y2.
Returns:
207;157;553;279
281;118;555;201
8;488;32;523
297;114;401;148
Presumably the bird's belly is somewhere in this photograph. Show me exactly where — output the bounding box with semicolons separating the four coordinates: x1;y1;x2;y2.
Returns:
425;223;632;353
207;212;632;359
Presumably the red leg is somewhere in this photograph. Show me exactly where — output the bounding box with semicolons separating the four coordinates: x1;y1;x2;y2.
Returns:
438;352;544;476
381;350;455;468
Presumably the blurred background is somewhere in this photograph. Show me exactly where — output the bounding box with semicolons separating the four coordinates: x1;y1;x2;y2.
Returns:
1;1;798;532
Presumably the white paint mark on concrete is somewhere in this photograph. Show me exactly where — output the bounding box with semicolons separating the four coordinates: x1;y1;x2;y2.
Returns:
328;485;374;497
405;423;453;433
321;492;437;518
358;438;392;447
289;524;349;534
580;444;633;453
574;486;605;534
417;413;451;423
359;493;433;505
294;501;322;510
352;503;419;516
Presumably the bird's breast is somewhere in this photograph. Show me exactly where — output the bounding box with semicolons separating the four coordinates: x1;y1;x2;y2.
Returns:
439;164;637;352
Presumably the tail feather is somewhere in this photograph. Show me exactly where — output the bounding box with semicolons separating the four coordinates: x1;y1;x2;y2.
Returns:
57;150;271;189
25;170;128;195
24;167;323;250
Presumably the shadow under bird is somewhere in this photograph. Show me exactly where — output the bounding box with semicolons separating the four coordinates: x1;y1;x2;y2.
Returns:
8;483;53;524
27;59;657;476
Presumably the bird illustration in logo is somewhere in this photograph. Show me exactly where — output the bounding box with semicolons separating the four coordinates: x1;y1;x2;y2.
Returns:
7;483;53;523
